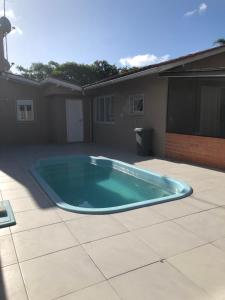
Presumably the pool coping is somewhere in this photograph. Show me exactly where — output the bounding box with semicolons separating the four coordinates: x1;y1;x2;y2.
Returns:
0;200;16;228
31;155;193;214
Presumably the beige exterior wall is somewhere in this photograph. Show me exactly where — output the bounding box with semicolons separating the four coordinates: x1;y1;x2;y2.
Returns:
0;78;91;144
0;78;48;144
89;76;168;157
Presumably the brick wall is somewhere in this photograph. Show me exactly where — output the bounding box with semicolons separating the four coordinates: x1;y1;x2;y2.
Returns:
165;133;225;170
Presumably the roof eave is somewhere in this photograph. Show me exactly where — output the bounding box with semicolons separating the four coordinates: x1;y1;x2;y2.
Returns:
41;78;82;92
84;46;225;91
1;73;40;87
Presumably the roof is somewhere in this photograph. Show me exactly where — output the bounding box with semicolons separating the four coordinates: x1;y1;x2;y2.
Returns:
0;72;82;91
1;45;225;93
84;45;225;90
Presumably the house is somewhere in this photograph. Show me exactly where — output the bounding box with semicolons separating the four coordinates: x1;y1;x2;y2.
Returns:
1;45;225;169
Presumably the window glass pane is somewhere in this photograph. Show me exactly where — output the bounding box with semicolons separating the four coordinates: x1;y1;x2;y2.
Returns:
96;98;101;121
96;96;114;122
26;105;32;111
130;95;144;113
17;100;34;121
105;97;114;122
99;98;105;121
200;86;221;136
129;96;134;113
134;98;143;112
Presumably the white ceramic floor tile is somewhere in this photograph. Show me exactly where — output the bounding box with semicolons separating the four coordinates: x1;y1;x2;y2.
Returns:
83;232;159;278
55;208;86;221
20;246;104;300
134;221;205;258
10;208;61;233
169;244;225;300
194;187;225;206
13;222;78;261
182;197;216;211
0;181;35;191
212;237;225;253
57;281;120;300
175;211;225;242
152;200;200;220
0;264;28;300
112;207;167;230
0;235;17;267
110;261;211;300
9;196;50;212
208;207;225;220
66;215;127;243
0;227;10;237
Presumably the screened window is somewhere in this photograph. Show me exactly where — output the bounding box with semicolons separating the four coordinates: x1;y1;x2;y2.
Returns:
95;95;114;123
17;100;34;121
129;94;144;114
167;79;225;138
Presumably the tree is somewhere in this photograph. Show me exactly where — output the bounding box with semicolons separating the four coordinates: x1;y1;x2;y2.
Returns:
17;61;59;81
214;38;225;46
16;60;126;85
93;60;119;79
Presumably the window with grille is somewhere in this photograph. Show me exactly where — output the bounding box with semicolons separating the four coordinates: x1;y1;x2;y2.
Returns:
95;95;114;123
129;94;144;114
16;100;34;121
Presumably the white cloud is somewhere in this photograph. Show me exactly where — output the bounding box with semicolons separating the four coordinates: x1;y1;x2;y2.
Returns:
119;54;170;68
185;9;197;17
0;9;16;20
199;3;208;14
184;3;208;17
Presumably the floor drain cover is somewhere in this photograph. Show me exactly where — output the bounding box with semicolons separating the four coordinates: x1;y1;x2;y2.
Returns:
0;200;16;228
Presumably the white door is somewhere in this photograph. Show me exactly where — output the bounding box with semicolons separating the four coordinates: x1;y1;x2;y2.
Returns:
66;99;84;142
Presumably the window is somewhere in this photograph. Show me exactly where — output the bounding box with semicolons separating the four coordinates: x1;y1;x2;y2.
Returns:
16;100;34;121
129;94;144;114
95;95;114;123
167;79;225;138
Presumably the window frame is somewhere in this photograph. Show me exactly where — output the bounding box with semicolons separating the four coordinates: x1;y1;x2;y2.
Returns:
129;93;144;115
94;95;115;124
16;99;34;122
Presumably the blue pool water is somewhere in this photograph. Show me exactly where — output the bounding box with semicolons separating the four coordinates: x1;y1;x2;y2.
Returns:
32;156;192;214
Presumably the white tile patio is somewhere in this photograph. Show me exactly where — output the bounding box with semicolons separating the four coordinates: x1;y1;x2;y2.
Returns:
66;215;127;244
83;231;160;278
20;246;104;300
12;222;79;262
0;144;224;300
169;244;225;300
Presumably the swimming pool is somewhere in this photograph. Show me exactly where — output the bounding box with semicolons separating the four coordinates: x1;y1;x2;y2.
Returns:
31;156;192;214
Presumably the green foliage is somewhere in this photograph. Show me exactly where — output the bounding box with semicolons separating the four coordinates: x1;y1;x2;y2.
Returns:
17;61;59;81
17;60;135;86
214;38;225;46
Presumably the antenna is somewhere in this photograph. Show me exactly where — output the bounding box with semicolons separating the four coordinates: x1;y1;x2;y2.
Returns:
3;0;9;61
0;0;11;72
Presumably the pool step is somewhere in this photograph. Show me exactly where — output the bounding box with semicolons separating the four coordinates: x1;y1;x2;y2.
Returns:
0;200;16;228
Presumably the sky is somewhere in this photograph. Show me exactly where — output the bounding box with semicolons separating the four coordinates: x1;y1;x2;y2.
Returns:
1;0;225;70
